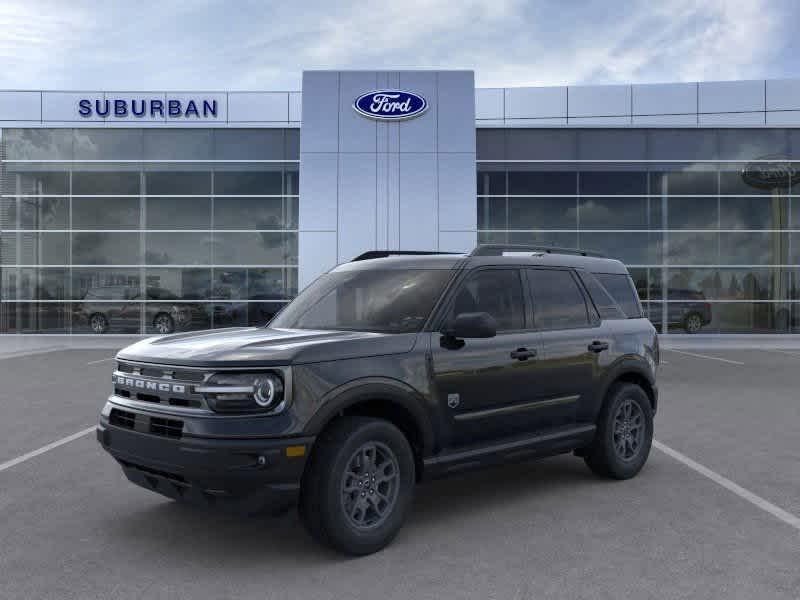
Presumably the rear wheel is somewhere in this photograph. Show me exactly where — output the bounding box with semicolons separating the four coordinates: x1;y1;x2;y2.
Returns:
153;313;175;334
89;313;109;334
299;417;415;555
684;313;703;334
584;383;653;479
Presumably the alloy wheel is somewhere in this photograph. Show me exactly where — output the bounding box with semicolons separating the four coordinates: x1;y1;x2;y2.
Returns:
340;441;400;530
612;398;645;462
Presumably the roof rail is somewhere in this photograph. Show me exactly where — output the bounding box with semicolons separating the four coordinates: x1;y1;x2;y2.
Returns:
350;250;460;262
469;244;606;258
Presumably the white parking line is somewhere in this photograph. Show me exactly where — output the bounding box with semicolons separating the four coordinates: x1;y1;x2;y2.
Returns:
86;357;116;365
653;440;800;532
663;349;745;365
0;427;95;474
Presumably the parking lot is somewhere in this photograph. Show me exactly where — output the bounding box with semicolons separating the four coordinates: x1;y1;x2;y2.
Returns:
1;345;798;599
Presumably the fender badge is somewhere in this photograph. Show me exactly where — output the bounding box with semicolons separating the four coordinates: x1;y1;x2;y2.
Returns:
447;393;460;409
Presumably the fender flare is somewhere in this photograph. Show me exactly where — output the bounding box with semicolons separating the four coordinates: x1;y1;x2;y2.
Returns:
596;356;657;413
303;377;436;456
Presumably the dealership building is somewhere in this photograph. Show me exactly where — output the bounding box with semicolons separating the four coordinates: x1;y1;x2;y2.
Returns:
1;70;800;335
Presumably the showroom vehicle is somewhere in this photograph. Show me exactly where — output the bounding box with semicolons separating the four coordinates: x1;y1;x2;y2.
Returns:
75;285;208;334
97;244;659;555
644;288;713;334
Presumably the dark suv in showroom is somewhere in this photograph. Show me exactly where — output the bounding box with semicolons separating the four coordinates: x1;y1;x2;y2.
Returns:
97;245;659;555
75;285;208;334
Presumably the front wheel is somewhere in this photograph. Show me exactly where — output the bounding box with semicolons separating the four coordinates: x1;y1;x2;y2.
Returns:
299;417;415;555
584;383;653;479
89;313;109;334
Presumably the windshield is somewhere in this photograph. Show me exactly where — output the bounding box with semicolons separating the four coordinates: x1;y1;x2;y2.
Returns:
271;269;452;333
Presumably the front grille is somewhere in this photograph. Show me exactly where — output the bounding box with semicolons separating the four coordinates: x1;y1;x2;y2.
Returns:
149;417;184;439
114;361;209;410
109;408;136;430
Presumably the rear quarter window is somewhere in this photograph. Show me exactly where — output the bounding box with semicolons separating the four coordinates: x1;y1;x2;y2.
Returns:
594;273;643;318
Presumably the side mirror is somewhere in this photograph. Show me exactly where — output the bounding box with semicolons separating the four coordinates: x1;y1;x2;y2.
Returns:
443;312;497;339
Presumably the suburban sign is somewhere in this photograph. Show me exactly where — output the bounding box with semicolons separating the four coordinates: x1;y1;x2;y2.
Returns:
353;90;428;120
78;97;219;119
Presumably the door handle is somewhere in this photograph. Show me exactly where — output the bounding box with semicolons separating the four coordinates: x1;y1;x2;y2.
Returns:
588;341;609;353
510;347;537;361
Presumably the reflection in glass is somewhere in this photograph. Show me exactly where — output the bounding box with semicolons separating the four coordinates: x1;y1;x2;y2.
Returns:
73;197;140;229
144;268;211;300
73;233;140;265
146;197;211;229
213;233;297;265
72;268;141;301
145;233;212;265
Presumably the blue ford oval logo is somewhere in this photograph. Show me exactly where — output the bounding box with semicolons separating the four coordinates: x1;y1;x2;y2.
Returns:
353;90;428;121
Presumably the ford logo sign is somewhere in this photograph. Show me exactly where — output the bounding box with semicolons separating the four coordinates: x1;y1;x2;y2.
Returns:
353;90;428;121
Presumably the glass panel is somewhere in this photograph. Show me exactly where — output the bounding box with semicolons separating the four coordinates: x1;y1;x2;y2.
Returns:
144;268;211;300
578;172;648;230
642;301;664;331
719;232;788;265
73;232;140;265
506;130;577;160
2;129;73;160
711;302;792;333
73;197;140;229
667;232;718;265
72;268;141;301
716;268;790;300
2;302;70;333
208;302;249;329
718;129;790;161
579;232;662;265
19;197;69;229
145;197;211;229
72;171;140;195
145;171;211;195
73;129;143;160
577;130;646;160
476;129;505;160
16;232;70;265
143;129;213;160
214;129;285;160
476;170;505;195
650;170;719;230
477;197;507;231
666;269;718;300
213;197;293;229
5;171;69;196
145;232;212;265
213;232;297;265
214;171;282;195
211;268;295;300
647;130;717;161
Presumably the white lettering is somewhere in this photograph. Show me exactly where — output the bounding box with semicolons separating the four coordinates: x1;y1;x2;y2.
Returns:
369;93;412;114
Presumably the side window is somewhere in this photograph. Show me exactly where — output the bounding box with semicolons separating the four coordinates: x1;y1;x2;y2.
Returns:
450;269;525;331
577;271;626;320
527;269;590;330
594;273;644;318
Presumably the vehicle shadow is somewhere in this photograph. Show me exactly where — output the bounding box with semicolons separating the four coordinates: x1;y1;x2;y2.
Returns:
103;454;607;565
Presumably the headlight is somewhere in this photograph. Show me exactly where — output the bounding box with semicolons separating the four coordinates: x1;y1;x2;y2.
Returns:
196;372;285;413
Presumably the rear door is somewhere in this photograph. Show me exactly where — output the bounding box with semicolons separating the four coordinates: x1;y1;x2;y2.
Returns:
524;268;610;427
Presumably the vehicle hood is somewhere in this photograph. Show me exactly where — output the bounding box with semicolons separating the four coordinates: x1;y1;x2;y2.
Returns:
116;327;419;367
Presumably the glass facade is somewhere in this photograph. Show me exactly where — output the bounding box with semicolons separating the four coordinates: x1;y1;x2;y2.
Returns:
477;128;800;334
0;128;299;333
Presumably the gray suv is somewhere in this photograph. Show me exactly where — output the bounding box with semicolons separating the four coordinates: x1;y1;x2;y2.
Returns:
97;245;659;555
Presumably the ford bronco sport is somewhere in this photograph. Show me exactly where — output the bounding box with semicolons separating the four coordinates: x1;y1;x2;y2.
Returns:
97;244;659;555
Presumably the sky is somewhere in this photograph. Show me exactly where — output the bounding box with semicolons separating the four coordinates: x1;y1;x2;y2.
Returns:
0;0;798;91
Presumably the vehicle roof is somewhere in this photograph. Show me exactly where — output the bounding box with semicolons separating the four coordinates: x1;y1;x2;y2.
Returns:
333;252;629;275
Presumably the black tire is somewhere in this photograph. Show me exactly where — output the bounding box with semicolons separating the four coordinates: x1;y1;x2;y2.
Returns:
89;313;109;334
299;417;415;555
153;313;175;334
683;312;703;334
584;383;653;480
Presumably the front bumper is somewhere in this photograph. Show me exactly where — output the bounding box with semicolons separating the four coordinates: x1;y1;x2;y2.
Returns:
97;409;314;515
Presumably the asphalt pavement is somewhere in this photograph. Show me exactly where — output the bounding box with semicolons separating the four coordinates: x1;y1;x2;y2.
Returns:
0;346;798;599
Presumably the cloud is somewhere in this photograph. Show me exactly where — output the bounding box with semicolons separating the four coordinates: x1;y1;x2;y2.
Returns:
0;0;793;90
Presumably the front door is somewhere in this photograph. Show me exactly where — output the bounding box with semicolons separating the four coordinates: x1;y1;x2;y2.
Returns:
429;267;544;447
